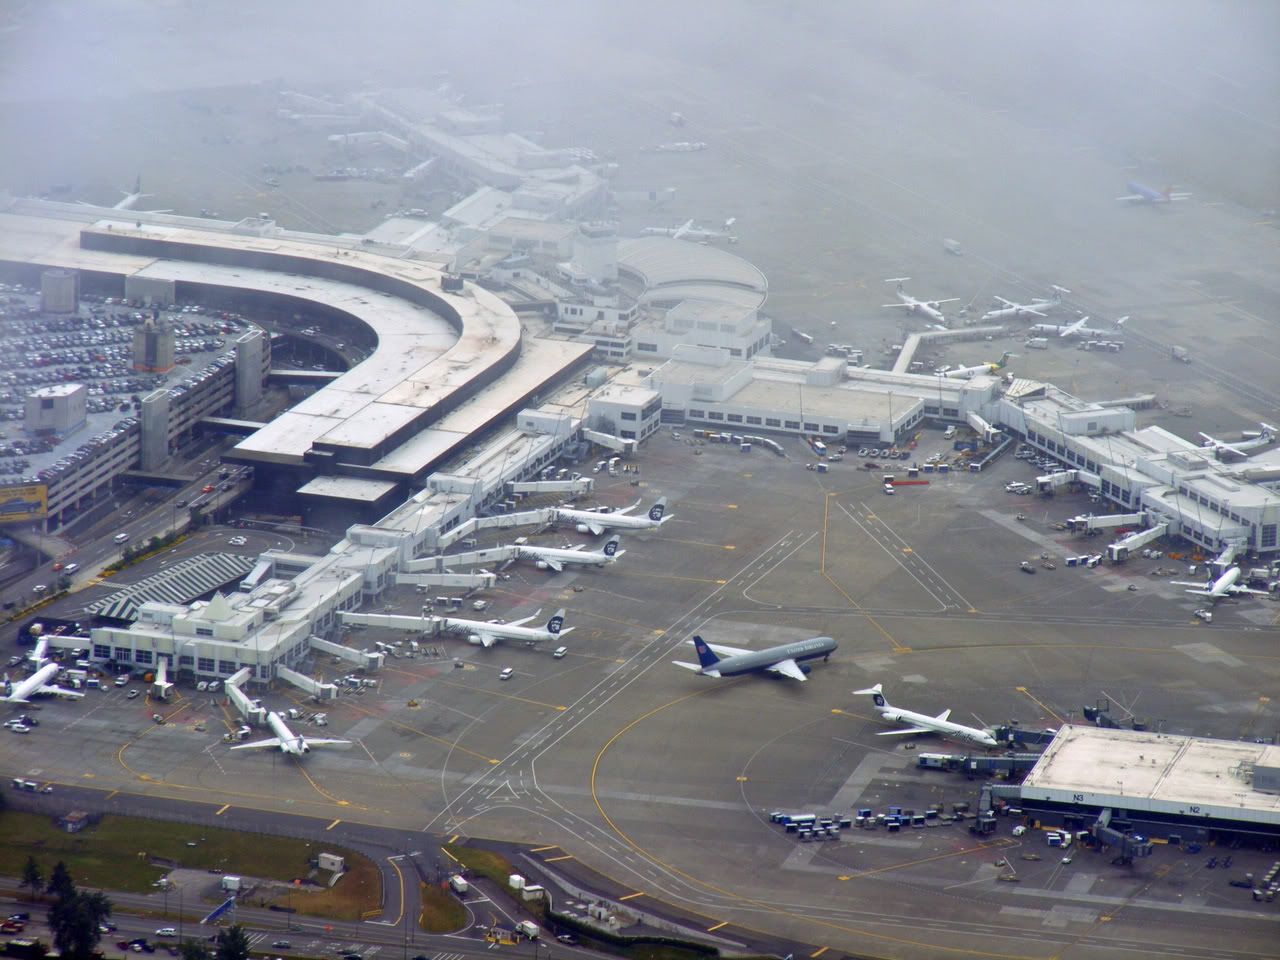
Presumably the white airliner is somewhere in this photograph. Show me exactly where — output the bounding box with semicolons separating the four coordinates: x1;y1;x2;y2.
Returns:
1198;423;1276;460
853;684;998;747
435;608;573;648
981;286;1070;322
2;663;85;704
882;278;958;326
230;711;351;756
943;352;1014;380
1117;181;1192;204
1029;314;1129;339
1169;566;1270;603
554;498;670;536
110;175;172;213
641;218;736;242
512;535;624;572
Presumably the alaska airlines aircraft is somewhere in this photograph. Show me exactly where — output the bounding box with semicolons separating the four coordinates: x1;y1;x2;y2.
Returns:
672;635;837;681
554;498;670;536
1117;182;1192;204
513;535;624;572
2;663;84;704
436;608;572;648
1169;566;1270;603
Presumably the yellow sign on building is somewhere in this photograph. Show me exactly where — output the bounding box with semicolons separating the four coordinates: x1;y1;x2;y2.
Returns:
0;483;48;522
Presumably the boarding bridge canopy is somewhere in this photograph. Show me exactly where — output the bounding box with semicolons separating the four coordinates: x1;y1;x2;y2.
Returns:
1107;522;1169;562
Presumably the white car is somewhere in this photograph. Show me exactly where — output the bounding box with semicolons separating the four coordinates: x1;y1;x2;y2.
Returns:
228;536;248;546
499;667;514;681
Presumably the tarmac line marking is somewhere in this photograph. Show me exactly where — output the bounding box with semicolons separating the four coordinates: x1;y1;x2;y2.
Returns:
326;819;342;831
820;493;910;653
105;790;117;800
215;803;230;816
530;844;558;853
384;854;405;927
707;921;728;932
440;846;460;863
810;948;829;958
1015;686;1065;725
618;892;644;901
544;854;574;863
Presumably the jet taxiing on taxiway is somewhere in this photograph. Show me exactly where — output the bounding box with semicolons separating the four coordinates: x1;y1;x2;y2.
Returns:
512;535;625;572
2;663;85;704
435;608;573;648
1169;566;1271;603
853;683;998;747
1029;314;1129;339
641;218;736;242
882;278;958;326
555;497;670;536
1117;182;1192;204
230;711;351;756
672;635;837;681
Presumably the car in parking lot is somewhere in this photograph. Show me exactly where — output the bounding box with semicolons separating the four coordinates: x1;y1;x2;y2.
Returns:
1019;561;1036;574
499;667;514;681
228;536;248;546
127;689;140;699
270;941;291;949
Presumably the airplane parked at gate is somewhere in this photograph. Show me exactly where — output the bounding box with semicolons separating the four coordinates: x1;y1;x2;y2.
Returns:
853;683;998;747
2;663;84;704
672;634;837;681
642;218;736;242
435;608;573;648
882;279;958;326
1198;423;1276;460
554;498;671;536
981;286;1071;322
512;535;625;572
1169;566;1270;602
1029;314;1129;339
943;352;1014;380
230;711;351;756
1117;182;1192;204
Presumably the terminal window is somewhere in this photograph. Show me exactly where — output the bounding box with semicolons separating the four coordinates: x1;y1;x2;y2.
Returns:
1263;524;1277;548
93;644;111;660
218;660;236;674
765;418;780;427
803;422;818;432
727;414;743;423
198;657;215;673
785;421;800;430
114;647;131;663
135;650;153;665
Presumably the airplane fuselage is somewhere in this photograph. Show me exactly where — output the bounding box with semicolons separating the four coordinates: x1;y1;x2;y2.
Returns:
554;507;661;533
695;636;836;678
873;703;997;747
267;711;309;754
3;663;61;703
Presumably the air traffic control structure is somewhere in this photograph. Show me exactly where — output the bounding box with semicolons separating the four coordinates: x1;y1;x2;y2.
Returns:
995;725;1280;841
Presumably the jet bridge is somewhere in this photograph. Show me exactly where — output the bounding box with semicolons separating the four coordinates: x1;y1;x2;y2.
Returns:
340;611;436;635
152;658;173;701
581;428;636;454
394;570;497;590
507;478;593;496
964;411;1002;445
1106;522;1170;562
309;636;384;672
1211;540;1248;575
436;510;551;549
1067;511;1147;533
404;546;518;571
225;668;266;725
276;664;338;701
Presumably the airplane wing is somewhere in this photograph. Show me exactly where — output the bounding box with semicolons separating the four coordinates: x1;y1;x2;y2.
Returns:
1023;307;1047;318
1059;318;1087;337
672;219;694;240
672;660;717;676
1115;193;1145;202
695;639;753;657
474;631;497;648
541;556;564;572
1229;585;1272;597
1169;582;1211;594
231;737;284;751
507;612;539;629
923;298;960;307
881;302;914;309
614;499;642;516
765;659;808;681
935;708;952;722
585;520;606;536
994;296;1016;307
877;726;934;737
304;738;353;748
40;684;84;700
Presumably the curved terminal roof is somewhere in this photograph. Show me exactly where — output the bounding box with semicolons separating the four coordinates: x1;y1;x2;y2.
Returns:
0;201;524;475
617;236;768;311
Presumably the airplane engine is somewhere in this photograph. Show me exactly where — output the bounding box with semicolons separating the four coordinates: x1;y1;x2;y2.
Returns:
300;744;310;753
801;664;812;675
575;523;590;534
535;560;550;570
467;634;484;645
